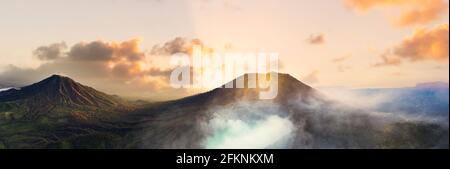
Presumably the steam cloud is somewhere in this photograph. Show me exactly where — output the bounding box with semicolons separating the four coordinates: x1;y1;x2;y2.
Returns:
202;102;295;149
138;84;448;149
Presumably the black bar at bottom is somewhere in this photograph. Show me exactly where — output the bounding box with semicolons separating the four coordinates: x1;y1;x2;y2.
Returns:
0;149;447;168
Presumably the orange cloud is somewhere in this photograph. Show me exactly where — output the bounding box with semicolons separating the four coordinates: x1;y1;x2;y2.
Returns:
394;23;449;62
68;38;145;62
0;38;206;99
66;38;154;80
396;0;448;26
307;33;325;45
344;0;409;11
374;23;449;66
150;37;214;56
373;51;402;67
344;0;448;26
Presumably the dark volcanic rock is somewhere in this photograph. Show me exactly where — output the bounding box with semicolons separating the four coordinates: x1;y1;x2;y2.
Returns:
0;74;129;107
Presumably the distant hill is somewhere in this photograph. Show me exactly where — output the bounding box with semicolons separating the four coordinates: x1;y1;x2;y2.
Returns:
352;83;449;119
416;81;449;89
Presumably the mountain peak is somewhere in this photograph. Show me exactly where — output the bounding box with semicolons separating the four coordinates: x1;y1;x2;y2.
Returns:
40;74;75;84
178;72;320;106
24;74;81;95
48;74;69;80
0;75;130;108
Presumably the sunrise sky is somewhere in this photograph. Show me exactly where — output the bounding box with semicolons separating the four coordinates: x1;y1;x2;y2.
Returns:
0;0;448;100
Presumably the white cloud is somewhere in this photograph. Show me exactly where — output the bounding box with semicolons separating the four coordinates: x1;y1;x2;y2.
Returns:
202;102;295;149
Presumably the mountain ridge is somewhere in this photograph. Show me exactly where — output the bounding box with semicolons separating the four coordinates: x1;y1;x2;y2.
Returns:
0;74;133;121
171;73;322;107
0;73;448;149
0;74;130;107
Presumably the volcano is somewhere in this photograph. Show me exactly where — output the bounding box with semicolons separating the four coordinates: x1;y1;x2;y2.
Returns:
0;73;447;149
0;75;131;121
0;75;129;107
129;73;448;149
0;75;134;148
175;73;322;106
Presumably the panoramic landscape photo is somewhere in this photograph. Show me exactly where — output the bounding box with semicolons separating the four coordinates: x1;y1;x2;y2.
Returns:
0;0;448;149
